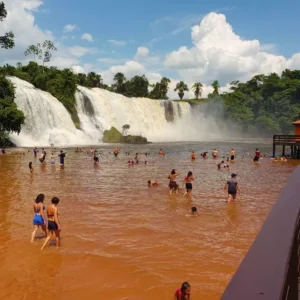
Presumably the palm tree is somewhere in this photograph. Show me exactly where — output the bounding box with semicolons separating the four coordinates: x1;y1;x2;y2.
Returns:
212;80;220;95
192;82;203;99
174;81;189;100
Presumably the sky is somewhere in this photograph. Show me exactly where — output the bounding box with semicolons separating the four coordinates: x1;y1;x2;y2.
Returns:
1;0;300;98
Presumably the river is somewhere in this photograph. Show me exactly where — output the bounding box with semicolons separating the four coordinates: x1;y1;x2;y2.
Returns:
0;141;297;300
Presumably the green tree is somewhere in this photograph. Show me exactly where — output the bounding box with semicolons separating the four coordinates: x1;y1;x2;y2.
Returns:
174;81;189;100
112;72;127;94
125;75;149;97
122;124;130;135
86;72;103;88
212;80;220;95
0;76;25;145
24;40;57;73
149;77;171;99
192;82;203;99
0;2;14;49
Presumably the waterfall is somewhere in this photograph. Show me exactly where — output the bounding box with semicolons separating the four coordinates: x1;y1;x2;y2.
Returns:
7;76;235;147
75;86;192;142
7;77;93;147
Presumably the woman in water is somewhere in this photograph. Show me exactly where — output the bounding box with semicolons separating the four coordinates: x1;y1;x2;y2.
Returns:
41;197;61;250
29;161;33;174
31;194;47;242
183;171;194;197
168;169;179;194
174;282;191;300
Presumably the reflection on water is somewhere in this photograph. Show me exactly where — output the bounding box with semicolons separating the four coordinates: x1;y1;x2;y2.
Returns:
0;141;298;300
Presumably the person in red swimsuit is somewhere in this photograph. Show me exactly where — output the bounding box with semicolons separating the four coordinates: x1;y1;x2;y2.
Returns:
174;282;191;299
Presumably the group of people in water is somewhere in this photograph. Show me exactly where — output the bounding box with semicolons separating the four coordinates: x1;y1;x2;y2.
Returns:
20;144;283;299
31;193;61;250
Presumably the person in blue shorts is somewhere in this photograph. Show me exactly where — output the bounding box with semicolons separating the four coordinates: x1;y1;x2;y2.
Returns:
31;194;47;242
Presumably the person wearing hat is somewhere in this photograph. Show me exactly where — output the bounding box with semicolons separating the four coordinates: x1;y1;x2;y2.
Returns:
224;173;240;203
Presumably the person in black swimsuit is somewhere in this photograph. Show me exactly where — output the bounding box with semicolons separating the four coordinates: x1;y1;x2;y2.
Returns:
41;197;61;250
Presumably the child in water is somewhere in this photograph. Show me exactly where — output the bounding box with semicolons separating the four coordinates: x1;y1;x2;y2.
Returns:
174;282;191;300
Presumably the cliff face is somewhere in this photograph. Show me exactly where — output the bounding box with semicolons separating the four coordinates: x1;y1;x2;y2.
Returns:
102;127;148;144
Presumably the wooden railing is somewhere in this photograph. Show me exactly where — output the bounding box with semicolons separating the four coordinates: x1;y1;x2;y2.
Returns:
273;135;300;144
221;167;300;300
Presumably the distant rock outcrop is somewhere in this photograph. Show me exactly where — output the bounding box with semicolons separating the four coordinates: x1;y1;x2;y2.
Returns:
102;127;149;144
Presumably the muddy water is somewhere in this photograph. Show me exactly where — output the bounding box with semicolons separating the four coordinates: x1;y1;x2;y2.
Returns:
0;141;297;300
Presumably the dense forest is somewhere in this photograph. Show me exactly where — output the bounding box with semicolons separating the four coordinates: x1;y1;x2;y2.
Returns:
1;1;300;145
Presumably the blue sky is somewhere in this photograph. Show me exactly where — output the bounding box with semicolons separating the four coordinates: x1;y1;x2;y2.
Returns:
2;0;300;97
36;0;300;57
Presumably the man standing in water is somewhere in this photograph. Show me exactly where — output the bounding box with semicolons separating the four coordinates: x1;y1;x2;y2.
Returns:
58;150;66;165
33;147;37;158
224;173;240;204
230;149;236;161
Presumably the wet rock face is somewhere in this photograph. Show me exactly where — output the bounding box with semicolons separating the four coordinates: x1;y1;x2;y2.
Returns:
81;93;95;117
163;101;174;122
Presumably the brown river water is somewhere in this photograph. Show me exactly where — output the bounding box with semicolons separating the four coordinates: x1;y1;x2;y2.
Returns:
0;141;298;300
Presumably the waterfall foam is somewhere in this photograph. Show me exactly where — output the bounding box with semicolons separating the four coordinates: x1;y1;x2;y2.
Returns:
7;77;237;147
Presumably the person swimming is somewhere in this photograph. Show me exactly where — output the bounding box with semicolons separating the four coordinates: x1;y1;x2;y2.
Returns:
148;180;160;187
191;207;197;215
183;171;194;197
168;169;179;194
31;194;47;242
191;151;196;160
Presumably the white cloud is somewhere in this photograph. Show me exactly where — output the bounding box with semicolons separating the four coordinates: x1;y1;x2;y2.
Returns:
108;39;126;46
0;1;95;71
164;12;300;85
67;46;95;58
81;33;94;42
63;24;77;33
134;47;160;65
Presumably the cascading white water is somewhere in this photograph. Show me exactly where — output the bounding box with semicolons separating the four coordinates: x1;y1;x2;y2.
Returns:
8;77;93;147
75;86;193;142
75;87;234;142
7;76;236;147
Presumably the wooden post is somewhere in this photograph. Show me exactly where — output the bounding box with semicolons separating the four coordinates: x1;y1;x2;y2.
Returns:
282;145;286;157
273;143;276;158
291;146;294;158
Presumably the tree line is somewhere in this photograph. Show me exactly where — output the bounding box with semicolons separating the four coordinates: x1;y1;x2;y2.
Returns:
1;0;300;145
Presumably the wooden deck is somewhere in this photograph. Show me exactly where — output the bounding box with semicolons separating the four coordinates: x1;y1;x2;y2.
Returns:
273;135;300;158
273;135;300;145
